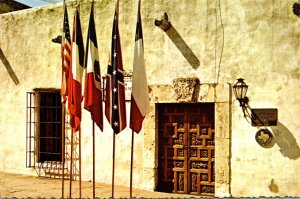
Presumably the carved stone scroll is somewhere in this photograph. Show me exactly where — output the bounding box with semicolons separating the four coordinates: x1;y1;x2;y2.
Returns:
172;78;200;102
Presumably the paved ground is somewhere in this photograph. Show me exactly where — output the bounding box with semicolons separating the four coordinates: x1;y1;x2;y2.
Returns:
0;172;194;198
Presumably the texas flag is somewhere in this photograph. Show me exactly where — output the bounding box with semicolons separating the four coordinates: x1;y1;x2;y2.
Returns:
69;7;84;132
130;0;150;133
84;2;103;131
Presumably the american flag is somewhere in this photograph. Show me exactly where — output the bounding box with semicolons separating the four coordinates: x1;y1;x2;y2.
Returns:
61;5;71;104
105;0;126;134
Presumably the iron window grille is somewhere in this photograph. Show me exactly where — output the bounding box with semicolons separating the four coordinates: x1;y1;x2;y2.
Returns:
26;89;62;168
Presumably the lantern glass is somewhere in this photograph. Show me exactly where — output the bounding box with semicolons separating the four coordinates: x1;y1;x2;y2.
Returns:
233;78;248;100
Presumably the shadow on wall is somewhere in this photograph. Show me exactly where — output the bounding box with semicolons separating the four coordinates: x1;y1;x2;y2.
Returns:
271;122;300;160
165;24;200;69
154;13;200;69
0;47;19;85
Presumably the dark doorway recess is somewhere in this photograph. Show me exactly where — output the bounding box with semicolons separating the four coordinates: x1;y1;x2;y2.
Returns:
38;92;62;162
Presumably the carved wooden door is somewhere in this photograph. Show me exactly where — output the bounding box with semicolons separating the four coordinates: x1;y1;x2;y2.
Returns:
157;103;215;196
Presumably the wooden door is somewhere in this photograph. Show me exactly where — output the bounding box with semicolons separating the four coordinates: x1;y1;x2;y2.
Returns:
157;103;215;196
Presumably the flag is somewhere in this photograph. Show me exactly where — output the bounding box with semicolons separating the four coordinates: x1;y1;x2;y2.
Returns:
61;4;71;104
105;0;126;134
84;2;103;131
130;0;150;133
69;7;84;132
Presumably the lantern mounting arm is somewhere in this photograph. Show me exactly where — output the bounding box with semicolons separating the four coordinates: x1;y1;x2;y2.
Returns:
241;101;252;123
239;97;266;126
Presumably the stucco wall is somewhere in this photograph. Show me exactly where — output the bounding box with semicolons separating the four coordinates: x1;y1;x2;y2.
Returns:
0;0;300;197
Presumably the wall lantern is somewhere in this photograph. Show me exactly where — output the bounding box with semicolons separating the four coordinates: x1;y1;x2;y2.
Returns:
233;78;277;148
233;78;249;107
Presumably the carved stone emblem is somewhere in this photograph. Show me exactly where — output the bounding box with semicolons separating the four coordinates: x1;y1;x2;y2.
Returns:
172;78;200;102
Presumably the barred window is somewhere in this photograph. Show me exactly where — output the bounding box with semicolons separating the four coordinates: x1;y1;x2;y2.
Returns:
26;89;62;167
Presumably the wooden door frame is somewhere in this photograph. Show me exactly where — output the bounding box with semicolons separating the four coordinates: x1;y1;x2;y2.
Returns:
140;83;231;197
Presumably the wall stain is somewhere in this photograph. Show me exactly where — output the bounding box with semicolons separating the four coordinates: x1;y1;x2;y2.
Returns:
291;68;300;80
269;178;279;193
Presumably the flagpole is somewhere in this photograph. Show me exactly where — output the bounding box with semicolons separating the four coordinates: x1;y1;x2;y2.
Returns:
91;7;96;199
109;1;122;197
90;5;96;198
113;1;119;196
69;131;74;199
75;3;82;197
92;121;95;199
79;128;82;198
61;103;66;199
130;129;135;198
112;132;116;198
61;1;66;198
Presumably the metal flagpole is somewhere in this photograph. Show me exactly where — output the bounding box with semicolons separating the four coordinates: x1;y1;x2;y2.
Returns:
92;1;96;197
111;0;119;198
61;104;66;198
69;131;74;198
112;132;116;198
76;3;82;197
61;1;66;198
113;1;118;197
79;128;82;198
130;130;135;198
92;121;95;198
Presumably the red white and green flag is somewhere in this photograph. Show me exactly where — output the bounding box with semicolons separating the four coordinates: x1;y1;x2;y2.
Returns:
84;2;103;131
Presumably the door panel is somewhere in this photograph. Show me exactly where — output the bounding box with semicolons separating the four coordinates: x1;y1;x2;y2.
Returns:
157;103;215;196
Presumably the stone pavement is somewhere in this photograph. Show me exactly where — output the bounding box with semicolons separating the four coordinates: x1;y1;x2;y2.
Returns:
0;172;194;198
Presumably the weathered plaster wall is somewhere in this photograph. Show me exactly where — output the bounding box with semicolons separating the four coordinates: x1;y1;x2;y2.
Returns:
0;0;300;197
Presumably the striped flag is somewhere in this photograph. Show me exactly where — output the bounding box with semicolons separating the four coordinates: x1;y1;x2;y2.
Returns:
84;2;103;131
61;5;71;104
105;0;126;134
69;7;84;132
130;0;150;133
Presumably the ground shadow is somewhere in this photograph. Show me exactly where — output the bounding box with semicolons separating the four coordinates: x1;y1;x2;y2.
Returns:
0;48;19;85
271;122;300;160
165;24;200;69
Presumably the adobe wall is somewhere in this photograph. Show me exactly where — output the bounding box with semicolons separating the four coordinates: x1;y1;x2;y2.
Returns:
0;0;300;197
